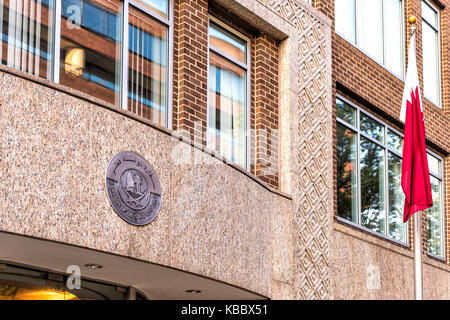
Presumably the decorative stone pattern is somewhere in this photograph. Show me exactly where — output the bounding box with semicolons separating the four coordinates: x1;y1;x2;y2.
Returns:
256;0;333;300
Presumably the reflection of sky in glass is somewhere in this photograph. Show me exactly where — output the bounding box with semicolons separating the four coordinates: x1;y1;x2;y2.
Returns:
209;24;246;61
335;0;355;42
336;99;356;126
387;130;403;153
422;0;438;27
360;137;385;234
427;176;442;257
388;152;406;242
427;153;441;175
337;123;358;223
360;113;384;143
138;0;168;16
422;22;440;105
356;0;383;63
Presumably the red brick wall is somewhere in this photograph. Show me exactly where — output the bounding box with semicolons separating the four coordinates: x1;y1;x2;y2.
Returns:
173;1;280;188
315;0;450;264
252;34;280;188
173;0;209;144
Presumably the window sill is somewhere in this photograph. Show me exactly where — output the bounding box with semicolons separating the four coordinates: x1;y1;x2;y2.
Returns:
423;95;442;110
427;252;446;264
334;32;405;84
335;216;410;250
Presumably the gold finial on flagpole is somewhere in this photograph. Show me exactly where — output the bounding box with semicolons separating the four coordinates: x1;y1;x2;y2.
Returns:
409;16;417;36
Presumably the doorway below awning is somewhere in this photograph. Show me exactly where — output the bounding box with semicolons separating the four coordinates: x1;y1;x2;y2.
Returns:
0;231;267;300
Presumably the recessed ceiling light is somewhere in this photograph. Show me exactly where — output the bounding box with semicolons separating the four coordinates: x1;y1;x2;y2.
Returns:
84;263;103;269
185;289;202;294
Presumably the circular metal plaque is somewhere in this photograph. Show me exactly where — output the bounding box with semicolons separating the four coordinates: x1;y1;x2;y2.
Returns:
105;151;162;226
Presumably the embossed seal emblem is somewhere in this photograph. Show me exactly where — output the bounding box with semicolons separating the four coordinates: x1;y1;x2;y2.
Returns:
105;151;161;226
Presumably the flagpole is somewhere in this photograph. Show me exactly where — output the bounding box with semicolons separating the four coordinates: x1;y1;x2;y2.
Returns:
408;16;423;301
414;211;423;300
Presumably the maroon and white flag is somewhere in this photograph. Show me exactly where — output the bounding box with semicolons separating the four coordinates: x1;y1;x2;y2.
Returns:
400;30;433;223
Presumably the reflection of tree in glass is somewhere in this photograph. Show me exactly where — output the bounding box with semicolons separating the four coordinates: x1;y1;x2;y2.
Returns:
360;137;385;233
337;124;357;222
361;114;384;142
388;153;405;242
426;177;441;256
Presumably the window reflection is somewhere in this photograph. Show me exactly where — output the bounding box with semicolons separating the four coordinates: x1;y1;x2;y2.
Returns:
422;0;441;106
209;23;246;63
356;0;383;62
207;21;248;169
134;0;168;19
208;51;247;168
127;6;168;125
60;0;122;105
427;176;442;256
360;113;384;143
336;98;356;126
335;0;404;77
388;152;406;242
387;129;403;153
337;123;358;223
360;137;385;234
336;98;409;243
0;0;54;79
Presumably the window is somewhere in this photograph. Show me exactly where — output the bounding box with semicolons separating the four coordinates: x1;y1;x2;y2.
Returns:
422;0;441;106
336;97;408;243
58;0;171;126
59;0;122;105
0;0;56;80
126;0;169;126
0;0;172;127
207;19;249;169
335;0;404;78
426;153;444;258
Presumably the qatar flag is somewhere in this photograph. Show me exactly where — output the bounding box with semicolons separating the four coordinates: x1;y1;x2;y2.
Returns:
400;30;433;223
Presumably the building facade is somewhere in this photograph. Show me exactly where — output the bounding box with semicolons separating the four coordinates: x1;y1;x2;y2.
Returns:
0;0;447;300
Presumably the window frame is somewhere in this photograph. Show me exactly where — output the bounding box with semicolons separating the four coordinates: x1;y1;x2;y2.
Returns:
53;0;174;129
426;149;445;260
334;0;406;80
206;15;251;170
336;95;409;246
336;95;446;252
421;0;442;108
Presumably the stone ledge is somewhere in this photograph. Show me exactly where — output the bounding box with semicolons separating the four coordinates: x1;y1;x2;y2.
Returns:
0;64;293;201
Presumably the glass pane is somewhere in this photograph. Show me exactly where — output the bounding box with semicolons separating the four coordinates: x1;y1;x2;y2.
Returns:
134;0;168;19
60;0;122;105
356;0;383;62
335;0;356;42
128;6;168;125
422;0;438;28
1;0;55;79
209;23;247;64
360;113;384;143
387;129;403;153
337;123;358;223
383;0;403;77
360;137;386;234
336;98;356;126
422;21;440;105
388;152;407;242
427;153;441;176
208;51;247;168
427;176;442;257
